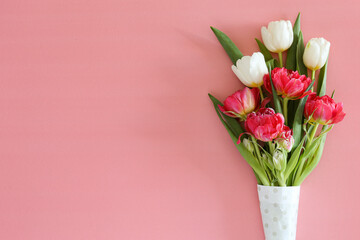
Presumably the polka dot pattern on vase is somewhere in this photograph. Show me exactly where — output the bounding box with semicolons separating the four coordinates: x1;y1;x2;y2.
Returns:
257;185;300;240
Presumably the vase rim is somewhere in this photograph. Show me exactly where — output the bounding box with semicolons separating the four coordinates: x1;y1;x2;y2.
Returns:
257;184;300;189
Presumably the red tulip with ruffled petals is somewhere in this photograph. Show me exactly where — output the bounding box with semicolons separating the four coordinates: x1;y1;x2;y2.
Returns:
263;67;312;99
304;93;345;125
275;126;294;151
219;87;260;119
242;108;285;142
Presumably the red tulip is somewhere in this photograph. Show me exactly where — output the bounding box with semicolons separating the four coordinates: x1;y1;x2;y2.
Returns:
275;126;294;152
304;93;346;125
243;108;285;142
263;67;312;99
219;87;260;119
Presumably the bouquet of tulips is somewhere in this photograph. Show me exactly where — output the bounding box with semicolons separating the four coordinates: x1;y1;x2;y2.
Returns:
209;13;345;187
209;14;346;239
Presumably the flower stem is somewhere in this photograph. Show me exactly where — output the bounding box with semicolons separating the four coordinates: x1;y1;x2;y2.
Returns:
268;141;274;155
251;136;271;185
277;172;286;187
251;136;262;163
282;97;289;125
278;52;283;68
311;70;316;81
305;123;319;149
311;70;316;91
258;86;264;101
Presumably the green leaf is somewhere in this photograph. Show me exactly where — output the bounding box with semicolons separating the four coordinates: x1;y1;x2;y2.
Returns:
208;94;270;186
255;38;273;62
266;58;279;69
296;31;308;76
287;99;299;128
284;137;305;181
294;133;327;185
267;63;283;114
292;81;315;149
293;13;301;36
286;13;301;71
299;135;323;160
317;59;328;96
210;26;243;65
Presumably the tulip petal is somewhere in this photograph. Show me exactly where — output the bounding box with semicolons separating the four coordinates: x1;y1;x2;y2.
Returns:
237;56;254;86
261;27;276;52
304;40;320;70
232;65;249;87
331;103;346;124
249;53;267;86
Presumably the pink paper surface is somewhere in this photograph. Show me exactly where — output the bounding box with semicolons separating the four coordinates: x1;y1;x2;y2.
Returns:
0;0;359;239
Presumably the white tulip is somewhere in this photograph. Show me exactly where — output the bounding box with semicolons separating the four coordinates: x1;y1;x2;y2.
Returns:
303;38;330;71
231;52;268;87
261;20;294;53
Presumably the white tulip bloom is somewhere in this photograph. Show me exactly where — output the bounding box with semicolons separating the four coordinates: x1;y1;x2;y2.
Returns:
261;20;294;53
303;38;330;71
231;52;268;87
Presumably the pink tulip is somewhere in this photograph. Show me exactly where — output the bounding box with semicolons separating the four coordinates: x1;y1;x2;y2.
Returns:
243;108;285;142
263;67;312;99
304;93;346;125
275;126;294;151
219;87;260;119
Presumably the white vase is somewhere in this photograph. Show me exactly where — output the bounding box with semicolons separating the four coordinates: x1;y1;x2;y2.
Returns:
257;185;300;240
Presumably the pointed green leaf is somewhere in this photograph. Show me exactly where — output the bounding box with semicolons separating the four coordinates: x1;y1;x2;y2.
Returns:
286;13;301;70
300;135;323;160
267;63;282;114
296;31;308;76
292;81;314;149
294;132;327;185
287;99;299;128
317;59;328;96
284;137;305;180
255;38;273;62
210;26;243;65
293;13;301;36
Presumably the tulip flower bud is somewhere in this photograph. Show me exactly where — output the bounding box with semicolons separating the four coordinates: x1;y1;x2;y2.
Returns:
231;52;268;87
262;153;274;170
261;20;294;53
304;93;345;125
244;108;284;142
243;138;254;153
303;38;330;71
218;87;260;119
272;149;286;171
263;68;312;99
275;126;294;152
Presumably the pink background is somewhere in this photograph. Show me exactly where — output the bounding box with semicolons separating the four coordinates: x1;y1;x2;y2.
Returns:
0;0;359;239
